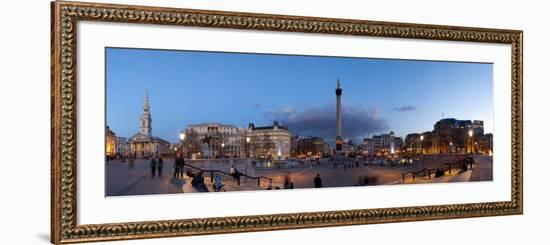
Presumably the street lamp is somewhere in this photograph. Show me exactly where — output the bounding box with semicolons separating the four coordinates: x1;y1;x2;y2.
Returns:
419;135;424;154
449;141;453;153
245;136;251;183
221;142;225;158
245;137;251;157
179;132;186;157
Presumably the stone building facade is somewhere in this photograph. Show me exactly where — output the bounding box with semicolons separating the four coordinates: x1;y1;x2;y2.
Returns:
247;121;291;160
183;123;245;158
405;118;492;154
106;126;116;157
295;136;328;157
363;131;403;155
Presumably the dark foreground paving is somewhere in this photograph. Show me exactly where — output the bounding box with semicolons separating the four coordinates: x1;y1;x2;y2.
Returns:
106;155;493;196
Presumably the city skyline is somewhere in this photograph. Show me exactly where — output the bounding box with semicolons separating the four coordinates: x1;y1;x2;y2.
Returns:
106;47;494;143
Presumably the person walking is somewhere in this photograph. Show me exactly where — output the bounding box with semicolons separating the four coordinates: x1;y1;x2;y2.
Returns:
175;154;185;178
173;154;180;178
157;156;163;177
229;165;236;182
314;173;323;188
235;170;241;185
150;157;157;178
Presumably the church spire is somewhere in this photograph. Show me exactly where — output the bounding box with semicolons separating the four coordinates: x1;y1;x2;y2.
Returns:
143;87;150;112
140;88;152;136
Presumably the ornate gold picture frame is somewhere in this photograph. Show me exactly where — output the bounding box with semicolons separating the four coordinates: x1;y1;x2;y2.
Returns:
51;1;523;243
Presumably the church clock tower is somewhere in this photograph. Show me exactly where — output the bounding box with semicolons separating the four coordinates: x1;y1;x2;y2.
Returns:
139;88;152;136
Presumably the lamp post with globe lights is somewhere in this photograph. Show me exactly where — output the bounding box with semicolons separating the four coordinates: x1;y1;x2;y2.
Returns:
179;132;186;157
221;142;225;158
245;136;251;182
245;136;251;158
419;135;424;155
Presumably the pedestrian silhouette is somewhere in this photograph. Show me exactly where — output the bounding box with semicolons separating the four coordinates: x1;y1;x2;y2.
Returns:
174;154;185;178
150;157;157;178
314;173;323;188
157;156;163;177
229;165;237;182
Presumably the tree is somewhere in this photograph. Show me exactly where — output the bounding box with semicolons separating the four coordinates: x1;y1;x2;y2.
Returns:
261;134;275;159
184;129;201;156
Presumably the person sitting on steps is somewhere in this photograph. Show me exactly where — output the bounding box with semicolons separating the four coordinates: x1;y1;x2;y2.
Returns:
212;175;224;192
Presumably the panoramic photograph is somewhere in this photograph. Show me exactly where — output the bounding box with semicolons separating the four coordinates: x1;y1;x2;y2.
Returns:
105;47;494;196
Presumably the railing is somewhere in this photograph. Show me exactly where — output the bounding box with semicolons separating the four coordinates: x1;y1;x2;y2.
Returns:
401;168;429;182
402;157;474;182
186;158;247;170
183;162;272;187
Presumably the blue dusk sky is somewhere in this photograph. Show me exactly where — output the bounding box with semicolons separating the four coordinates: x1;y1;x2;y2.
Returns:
106;47;493;144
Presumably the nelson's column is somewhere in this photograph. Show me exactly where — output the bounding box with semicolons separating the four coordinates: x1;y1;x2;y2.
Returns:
335;78;343;152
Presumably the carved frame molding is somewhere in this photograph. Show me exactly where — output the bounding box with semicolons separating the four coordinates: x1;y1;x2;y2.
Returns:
51;1;523;243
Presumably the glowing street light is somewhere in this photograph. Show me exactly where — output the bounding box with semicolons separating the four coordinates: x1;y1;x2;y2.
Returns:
419;135;424;154
178;132;186;156
245;136;251;183
245;137;251;157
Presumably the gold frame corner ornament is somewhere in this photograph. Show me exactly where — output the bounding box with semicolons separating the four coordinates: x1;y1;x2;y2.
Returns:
51;0;523;244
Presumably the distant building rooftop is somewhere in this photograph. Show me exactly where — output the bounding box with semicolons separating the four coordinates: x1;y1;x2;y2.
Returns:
248;121;289;131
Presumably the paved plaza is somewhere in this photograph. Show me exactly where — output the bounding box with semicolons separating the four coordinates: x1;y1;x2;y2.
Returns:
106;155;493;196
